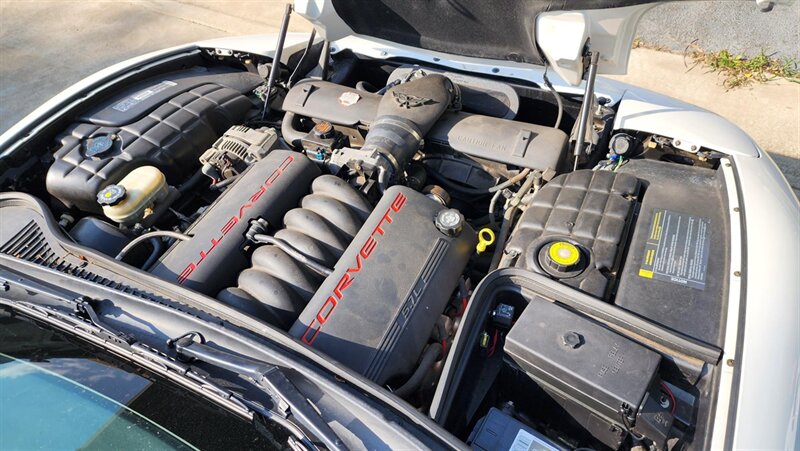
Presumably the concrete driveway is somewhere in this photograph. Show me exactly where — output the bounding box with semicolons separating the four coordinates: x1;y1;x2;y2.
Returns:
1;0;797;195
0;0;311;134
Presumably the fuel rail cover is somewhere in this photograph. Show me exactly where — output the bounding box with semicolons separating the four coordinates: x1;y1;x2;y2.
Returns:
289;186;476;385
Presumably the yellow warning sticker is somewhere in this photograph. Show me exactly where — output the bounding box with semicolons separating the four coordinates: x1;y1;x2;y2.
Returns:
639;208;711;290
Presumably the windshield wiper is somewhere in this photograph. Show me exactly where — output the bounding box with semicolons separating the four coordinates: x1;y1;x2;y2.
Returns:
1;293;322;451
170;335;347;451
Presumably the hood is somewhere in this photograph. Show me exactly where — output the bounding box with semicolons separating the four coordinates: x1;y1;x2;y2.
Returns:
295;0;782;86
295;0;660;85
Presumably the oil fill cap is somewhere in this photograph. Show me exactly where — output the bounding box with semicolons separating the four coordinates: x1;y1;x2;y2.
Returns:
96;184;126;206
546;241;581;272
435;209;464;237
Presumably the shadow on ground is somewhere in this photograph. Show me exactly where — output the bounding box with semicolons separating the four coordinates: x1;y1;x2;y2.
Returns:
770;154;800;198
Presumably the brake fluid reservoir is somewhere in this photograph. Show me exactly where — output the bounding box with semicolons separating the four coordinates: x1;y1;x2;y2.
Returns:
97;166;168;225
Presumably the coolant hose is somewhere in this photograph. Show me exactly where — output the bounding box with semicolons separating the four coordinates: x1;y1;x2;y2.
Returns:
392;343;443;399
178;170;206;194
281;112;308;149
141;237;164;271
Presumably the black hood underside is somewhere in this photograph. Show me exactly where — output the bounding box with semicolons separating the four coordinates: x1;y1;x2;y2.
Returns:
331;0;660;65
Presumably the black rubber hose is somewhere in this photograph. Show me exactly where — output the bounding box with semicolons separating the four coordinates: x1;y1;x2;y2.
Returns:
141;236;163;271
210;174;239;191
392;343;442;399
178;169;207;194
281;112;307;149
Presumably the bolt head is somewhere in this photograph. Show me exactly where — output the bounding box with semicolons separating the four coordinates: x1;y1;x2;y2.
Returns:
561;331;583;349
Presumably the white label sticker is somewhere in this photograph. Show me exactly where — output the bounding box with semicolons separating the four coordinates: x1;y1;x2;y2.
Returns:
509;429;558;451
112;80;178;112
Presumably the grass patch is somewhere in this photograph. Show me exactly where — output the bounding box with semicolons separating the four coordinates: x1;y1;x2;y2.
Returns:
684;43;799;89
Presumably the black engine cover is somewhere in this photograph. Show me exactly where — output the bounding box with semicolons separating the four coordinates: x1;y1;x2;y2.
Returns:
46;68;260;211
289;186;476;385
149;150;319;295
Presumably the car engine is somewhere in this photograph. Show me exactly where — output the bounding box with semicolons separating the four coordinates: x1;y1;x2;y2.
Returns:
0;45;733;451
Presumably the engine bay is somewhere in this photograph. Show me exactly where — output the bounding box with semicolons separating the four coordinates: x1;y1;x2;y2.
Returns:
0;42;734;451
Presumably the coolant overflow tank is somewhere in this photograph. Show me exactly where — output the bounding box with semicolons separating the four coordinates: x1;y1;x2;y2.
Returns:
98;166;168;225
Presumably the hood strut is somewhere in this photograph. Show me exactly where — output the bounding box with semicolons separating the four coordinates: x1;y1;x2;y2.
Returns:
261;3;293;120
573;51;600;170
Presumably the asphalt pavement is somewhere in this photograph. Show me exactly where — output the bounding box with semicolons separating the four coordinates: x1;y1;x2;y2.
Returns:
1;0;797;195
637;1;799;59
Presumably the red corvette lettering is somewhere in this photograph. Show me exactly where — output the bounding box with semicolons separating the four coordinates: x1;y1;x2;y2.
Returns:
318;296;337;322
250;186;266;203
221;216;238;235
391;193;407;211
360;236;376;259
265;169;280;186
301;192;407;345
177;156;295;284
177;263;196;284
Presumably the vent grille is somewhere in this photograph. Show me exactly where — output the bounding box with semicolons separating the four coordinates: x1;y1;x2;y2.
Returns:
1;220;150;298
219;138;248;157
0;220;60;266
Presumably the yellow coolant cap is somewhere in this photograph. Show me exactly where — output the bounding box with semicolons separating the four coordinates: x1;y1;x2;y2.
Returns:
547;241;581;269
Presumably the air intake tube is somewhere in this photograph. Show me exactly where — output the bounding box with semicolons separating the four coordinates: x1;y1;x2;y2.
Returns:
364;74;457;187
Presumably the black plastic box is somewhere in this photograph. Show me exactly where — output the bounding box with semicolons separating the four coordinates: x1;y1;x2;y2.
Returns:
468;408;564;451
504;296;660;428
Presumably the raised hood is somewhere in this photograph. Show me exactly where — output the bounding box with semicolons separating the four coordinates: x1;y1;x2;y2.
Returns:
295;0;785;86
295;0;662;85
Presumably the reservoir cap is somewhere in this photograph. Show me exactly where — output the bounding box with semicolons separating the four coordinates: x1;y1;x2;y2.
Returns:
544;241;581;273
96;184;126;206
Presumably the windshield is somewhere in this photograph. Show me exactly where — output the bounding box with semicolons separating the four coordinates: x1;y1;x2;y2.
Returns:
0;312;286;450
0;353;195;450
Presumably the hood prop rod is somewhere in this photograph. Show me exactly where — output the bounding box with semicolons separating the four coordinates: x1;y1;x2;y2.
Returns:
261;3;293;120
573;50;600;170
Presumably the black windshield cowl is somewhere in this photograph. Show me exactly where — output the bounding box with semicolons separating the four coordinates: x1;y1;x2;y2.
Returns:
0;306;287;450
171;336;347;451
1;297;307;449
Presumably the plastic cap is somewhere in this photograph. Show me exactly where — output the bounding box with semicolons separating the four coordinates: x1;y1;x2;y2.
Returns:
84;135;114;158
96;184;126;206
435;209;464;237
546;241;581;271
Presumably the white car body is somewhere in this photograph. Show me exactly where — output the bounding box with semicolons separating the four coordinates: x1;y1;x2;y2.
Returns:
1;2;797;449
